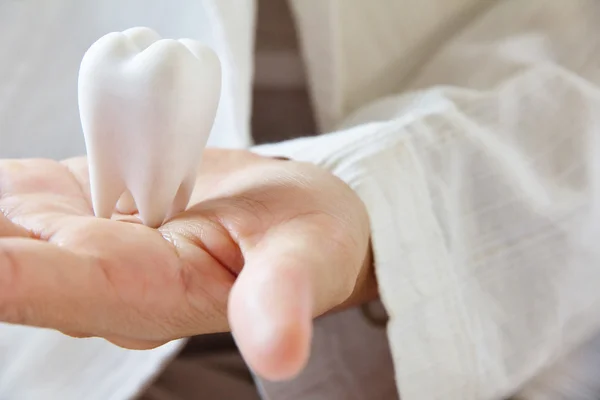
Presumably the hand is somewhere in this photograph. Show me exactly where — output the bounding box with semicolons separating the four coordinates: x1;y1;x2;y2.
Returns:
0;149;375;380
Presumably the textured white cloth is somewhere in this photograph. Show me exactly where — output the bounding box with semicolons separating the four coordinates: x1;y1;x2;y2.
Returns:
2;0;600;399
257;1;600;399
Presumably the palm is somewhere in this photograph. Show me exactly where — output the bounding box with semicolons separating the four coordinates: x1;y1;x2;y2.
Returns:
0;149;370;378
0;155;239;346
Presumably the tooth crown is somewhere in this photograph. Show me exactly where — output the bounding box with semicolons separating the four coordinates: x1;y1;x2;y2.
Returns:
78;27;221;227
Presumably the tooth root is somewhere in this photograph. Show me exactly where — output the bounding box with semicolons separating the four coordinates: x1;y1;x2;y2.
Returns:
136;196;172;229
133;180;183;229
87;156;125;219
168;174;196;219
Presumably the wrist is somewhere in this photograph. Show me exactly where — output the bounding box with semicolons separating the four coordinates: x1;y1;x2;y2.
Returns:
329;239;378;313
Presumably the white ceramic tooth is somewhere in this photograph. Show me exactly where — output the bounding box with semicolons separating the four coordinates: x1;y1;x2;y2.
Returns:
78;27;221;227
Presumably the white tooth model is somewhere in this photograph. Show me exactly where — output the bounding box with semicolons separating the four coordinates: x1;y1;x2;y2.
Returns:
78;27;221;228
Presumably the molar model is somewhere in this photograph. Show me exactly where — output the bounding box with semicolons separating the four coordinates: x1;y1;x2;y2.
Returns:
78;27;221;228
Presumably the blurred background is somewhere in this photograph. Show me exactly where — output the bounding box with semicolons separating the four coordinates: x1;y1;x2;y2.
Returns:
0;0;315;160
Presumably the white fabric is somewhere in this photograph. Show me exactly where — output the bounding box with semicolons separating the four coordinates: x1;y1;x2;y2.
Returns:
0;326;183;400
256;1;600;399
287;0;481;131
2;0;600;399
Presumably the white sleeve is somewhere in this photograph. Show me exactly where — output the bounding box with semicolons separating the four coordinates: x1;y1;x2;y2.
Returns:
251;12;600;399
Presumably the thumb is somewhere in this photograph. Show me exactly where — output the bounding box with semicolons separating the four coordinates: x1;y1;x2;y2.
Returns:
228;223;356;381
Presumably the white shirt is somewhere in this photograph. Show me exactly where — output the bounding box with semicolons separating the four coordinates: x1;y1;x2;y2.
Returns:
3;0;600;399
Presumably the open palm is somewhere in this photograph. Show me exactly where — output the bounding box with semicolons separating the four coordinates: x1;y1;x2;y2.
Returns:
0;149;372;380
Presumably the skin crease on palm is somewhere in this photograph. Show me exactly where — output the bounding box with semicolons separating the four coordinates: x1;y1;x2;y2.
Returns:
0;148;376;381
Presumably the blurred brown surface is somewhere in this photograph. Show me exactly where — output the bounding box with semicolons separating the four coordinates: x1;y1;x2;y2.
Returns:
255;0;299;53
251;88;317;144
251;0;317;144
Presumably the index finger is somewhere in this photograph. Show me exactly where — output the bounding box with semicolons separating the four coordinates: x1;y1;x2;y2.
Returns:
0;237;114;334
